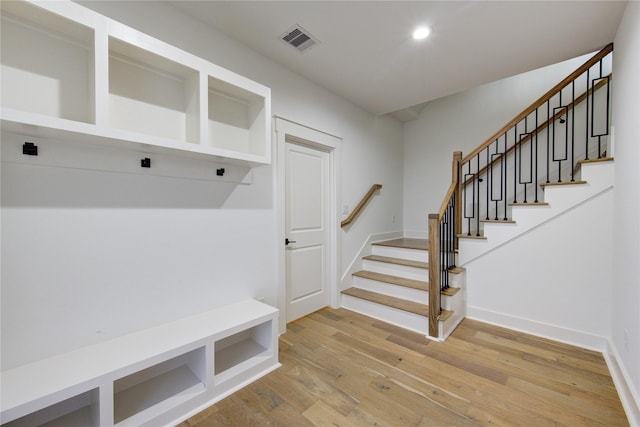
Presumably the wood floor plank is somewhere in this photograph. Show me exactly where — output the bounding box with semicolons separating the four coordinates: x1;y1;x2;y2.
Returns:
185;309;628;426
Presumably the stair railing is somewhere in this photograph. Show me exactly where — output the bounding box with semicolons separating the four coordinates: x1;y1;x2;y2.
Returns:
427;151;461;338
427;43;613;338
341;184;382;228
460;44;612;236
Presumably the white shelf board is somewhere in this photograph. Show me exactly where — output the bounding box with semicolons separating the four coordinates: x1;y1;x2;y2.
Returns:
114;365;205;427
39;406;94;427
0;111;269;167
215;339;269;377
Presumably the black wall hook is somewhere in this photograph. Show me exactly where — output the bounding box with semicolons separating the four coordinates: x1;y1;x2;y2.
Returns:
23;142;38;156
141;158;151;168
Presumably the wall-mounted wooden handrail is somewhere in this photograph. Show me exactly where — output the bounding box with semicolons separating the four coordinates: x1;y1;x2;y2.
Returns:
462;43;613;164
341;184;382;228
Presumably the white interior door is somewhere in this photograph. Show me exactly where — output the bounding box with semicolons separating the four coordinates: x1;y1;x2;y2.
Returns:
285;141;331;322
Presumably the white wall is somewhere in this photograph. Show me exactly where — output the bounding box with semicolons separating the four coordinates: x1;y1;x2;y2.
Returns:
403;54;591;236
1;1;404;369
464;188;614;348
612;0;640;417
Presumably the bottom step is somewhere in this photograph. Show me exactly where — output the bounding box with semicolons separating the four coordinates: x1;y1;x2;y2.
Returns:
341;287;453;336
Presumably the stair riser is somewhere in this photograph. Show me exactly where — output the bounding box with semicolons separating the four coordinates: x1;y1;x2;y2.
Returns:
371;245;427;262
352;277;428;304
449;271;466;289
361;260;427;281
341;294;428;335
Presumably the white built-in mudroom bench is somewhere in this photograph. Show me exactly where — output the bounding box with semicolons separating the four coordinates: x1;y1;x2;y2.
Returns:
1;0;278;425
1;300;280;426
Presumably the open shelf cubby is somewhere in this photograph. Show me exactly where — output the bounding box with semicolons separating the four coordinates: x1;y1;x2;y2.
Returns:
0;1;95;124
208;76;267;157
2;389;99;427
214;320;273;383
108;37;200;144
113;347;206;426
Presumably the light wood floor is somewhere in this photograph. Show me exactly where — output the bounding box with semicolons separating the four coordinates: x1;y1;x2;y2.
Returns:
180;308;628;426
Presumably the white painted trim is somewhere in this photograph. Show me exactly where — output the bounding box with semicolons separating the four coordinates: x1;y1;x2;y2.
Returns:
403;230;428;240
604;340;640;427
340;231;402;289
274;117;342;333
466;306;608;352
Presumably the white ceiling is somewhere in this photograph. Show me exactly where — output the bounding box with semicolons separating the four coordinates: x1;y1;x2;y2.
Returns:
169;1;627;119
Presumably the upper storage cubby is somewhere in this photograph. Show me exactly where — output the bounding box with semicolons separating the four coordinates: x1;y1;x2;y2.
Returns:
208;76;267;159
0;0;95;124
109;37;200;144
0;0;271;167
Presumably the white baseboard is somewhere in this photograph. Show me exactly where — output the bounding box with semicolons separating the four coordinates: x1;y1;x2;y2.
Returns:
604;341;640;427
466;306;608;351
403;230;428;239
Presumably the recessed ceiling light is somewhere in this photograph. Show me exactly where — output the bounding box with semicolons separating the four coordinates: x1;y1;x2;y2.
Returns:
413;26;431;40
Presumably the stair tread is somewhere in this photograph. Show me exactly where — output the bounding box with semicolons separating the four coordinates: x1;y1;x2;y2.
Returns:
480;219;516;223
342;287;454;320
510;202;550;206
457;234;487;240
363;255;428;270
578;157;613;164
540;180;587;188
441;287;461;296
354;270;428;291
373;238;428;251
342;287;428;316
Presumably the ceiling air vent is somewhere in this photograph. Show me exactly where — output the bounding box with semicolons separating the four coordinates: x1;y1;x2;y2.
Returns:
281;25;319;53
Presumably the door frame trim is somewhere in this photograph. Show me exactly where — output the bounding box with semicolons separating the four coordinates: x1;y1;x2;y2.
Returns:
275;116;342;334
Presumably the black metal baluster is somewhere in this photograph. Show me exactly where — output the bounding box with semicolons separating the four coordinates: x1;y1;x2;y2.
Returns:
486;147;490;220
476;154;481;236
546;100;551;183
585;67;590;160
513;125;518;203
571;80;576;181
503;132;508;220
534;108;539;202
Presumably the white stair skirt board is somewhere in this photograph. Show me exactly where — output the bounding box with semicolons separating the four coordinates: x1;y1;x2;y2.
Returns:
361;259;427;281
340;232;402;289
371;245;427;263
351;276;428;304
441;312;465;341
459;161;614;265
341;294;428;335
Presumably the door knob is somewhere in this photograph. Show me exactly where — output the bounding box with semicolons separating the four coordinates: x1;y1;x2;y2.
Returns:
285;238;297;245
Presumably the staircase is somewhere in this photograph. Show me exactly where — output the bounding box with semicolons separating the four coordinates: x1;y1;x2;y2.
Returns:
341;238;465;340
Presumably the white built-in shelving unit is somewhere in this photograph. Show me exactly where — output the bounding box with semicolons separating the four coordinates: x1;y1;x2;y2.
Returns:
1;300;280;427
0;0;271;167
1;1;278;424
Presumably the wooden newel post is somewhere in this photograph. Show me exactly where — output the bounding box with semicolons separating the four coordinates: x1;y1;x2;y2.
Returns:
428;213;440;338
452;151;462;248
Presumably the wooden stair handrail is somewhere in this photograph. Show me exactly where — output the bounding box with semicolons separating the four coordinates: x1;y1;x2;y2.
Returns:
462;74;612;187
462;43;613;164
341;184;382;228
